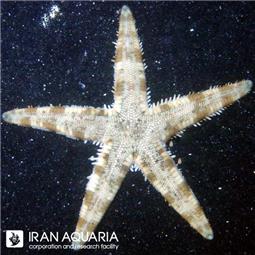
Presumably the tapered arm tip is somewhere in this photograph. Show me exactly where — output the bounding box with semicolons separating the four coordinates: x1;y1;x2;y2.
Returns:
2;110;14;123
244;79;253;93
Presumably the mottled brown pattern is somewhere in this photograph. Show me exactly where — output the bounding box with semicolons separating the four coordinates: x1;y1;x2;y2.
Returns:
87;223;96;233
165;192;176;205
114;80;124;96
178;182;191;196
19;117;31;127
102;153;110;162
72;130;84;140
146;172;157;183
129;30;137;38
49;107;65;114
160;103;171;112
3;6;252;249
222;95;235;106
115;46;123;63
76;217;86;230
187;92;205;102
134;48;142;63
25;108;37;114
84;190;94;207
97;109;107;116
181;211;194;223
140;77;147;92
165;125;181;138
121;164;130;174
164;159;174;169
83;108;92;115
193;205;204;219
42;121;57;131
158;147;165;155
94;165;105;176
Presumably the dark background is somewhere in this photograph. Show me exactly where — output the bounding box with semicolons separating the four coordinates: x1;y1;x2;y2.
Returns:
1;1;255;255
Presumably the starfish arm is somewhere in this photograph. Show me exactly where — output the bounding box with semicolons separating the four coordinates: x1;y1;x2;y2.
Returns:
2;106;110;142
72;139;132;249
113;6;148;112
149;80;252;140
135;142;213;240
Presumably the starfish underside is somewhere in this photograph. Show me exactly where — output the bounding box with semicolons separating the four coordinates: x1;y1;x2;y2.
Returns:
3;6;252;249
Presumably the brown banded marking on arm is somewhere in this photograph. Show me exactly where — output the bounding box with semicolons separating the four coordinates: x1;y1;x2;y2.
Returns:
148;80;253;140
2;106;110;142
72;139;132;249
135;142;213;240
113;6;148;112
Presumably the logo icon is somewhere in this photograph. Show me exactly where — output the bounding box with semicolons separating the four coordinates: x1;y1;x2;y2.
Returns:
6;230;24;248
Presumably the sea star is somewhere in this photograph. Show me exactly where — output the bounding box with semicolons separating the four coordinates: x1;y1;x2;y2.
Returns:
3;5;252;249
